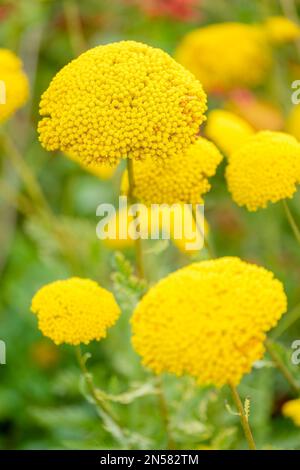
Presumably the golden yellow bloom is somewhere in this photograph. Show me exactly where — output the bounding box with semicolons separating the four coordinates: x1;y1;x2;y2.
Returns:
205;110;254;157
287;105;300;142
31;277;120;345
264;16;300;44
175;23;272;93
0;49;29;123
122;137;222;205
226;131;300;211
38;41;207;167
282;399;300;426
132;257;287;387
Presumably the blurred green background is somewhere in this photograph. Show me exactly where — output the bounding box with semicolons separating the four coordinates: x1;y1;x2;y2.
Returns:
1;0;300;450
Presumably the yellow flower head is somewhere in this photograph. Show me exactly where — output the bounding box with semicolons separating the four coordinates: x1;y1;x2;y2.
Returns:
38;41;207;167
226;131;300;211
131;257;287;387
175;23;272;93
0;49;29;123
205;109;254;157
282;399;300;426
122;137;223;205
31;277;120;345
264;16;300;45
287;105;300;142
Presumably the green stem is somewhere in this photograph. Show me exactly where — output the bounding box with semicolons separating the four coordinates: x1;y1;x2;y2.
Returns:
0;133;81;273
228;382;256;450
75;346;130;446
283;199;300;245
127;158;145;279
1;133;50;212
63;0;87;56
271;301;300;339
279;0;300;57
157;377;175;450
265;339;300;396
192;205;215;258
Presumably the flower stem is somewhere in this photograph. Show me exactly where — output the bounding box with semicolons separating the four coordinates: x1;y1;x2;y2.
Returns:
228;382;256;450
126;158;145;279
192;205;215;258
157;377;175;450
0;133;82;273
265;339;300;396
1;133;50;212
63;0;87;56
282;199;300;245
279;0;300;57
75;346;130;446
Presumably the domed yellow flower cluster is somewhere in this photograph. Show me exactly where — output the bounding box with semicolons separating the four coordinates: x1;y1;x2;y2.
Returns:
282;399;300;426
226;131;300;211
122;137;223;205
175;23;272;93
31;277;120;345
131;257;287;387
0;49;29;123
264;16;300;44
205;110;254;157
38;41;207;167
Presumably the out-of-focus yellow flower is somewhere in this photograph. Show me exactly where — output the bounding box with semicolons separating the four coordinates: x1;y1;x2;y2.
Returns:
102;204;207;254
102;206;154;249
287;105;300;142
175;23;272;93
282;399;300;426
0;49;29;123
264;16;300;44
122;137;223;205
38;41;207;167
205;110;254;157
131;257;287;387
226;131;300;211
31;278;120;345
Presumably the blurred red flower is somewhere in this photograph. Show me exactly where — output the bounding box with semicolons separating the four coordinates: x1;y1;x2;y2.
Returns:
0;4;14;22
132;0;201;21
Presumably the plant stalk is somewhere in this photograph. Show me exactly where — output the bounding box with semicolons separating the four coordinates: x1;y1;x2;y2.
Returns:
266;339;300;396
126;158;145;279
228;382;256;450
282;199;300;245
